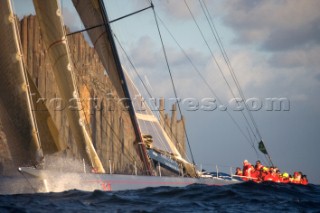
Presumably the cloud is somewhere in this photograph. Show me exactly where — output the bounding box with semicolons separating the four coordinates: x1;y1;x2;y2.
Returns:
129;36;161;69
124;0;320;107
125;35;213;98
154;0;202;20
220;0;320;51
268;46;320;69
210;0;320;104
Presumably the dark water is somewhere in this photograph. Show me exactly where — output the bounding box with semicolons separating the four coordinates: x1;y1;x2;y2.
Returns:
1;182;319;213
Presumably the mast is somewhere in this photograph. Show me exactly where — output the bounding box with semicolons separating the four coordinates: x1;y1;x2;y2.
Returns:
97;0;153;175
72;0;153;175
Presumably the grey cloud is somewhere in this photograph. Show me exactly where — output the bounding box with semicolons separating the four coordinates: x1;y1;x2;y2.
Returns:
220;0;320;51
262;18;320;51
315;73;320;82
268;46;320;69
129;36;161;69
129;35;209;72
268;51;307;68
154;0;202;20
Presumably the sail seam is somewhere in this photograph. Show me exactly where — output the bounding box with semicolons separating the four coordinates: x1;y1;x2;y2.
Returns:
93;31;107;48
47;39;66;51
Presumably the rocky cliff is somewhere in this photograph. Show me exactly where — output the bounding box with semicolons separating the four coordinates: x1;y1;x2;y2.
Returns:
0;15;186;175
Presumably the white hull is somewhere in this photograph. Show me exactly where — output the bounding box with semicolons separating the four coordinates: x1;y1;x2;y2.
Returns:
0;167;242;194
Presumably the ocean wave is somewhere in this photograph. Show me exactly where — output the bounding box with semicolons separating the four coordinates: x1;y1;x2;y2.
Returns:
0;182;319;213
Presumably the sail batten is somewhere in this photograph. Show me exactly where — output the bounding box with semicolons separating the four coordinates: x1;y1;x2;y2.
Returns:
136;113;158;122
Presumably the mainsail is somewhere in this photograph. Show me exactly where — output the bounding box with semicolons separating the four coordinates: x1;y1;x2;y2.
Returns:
32;0;105;173
72;0;126;99
72;0;153;175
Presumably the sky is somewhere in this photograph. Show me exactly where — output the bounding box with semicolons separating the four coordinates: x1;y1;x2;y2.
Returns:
12;0;320;184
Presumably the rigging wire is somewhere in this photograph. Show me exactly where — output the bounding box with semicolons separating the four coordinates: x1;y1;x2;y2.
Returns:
114;36;171;154
184;0;262;158
247;127;260;160
18;169;37;193
113;35;153;99
125;71;178;156
200;0;262;141
199;0;273;165
114;34;192;162
150;1;196;166
155;15;259;156
122;0;260;163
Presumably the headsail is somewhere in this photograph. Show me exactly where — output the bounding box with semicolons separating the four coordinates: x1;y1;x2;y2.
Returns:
26;71;64;153
33;0;105;173
0;0;43;165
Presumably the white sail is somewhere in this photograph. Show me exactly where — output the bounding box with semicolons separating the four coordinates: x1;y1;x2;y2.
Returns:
125;74;181;157
33;0;105;173
124;71;197;177
26;71;65;153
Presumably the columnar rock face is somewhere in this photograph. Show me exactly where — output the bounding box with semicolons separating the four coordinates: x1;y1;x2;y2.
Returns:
159;99;186;158
0;15;186;175
17;15;142;174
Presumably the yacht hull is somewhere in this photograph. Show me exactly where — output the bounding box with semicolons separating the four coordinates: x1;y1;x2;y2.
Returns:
0;167;242;194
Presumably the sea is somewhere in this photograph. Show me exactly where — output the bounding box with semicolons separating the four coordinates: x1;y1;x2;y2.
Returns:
0;182;319;213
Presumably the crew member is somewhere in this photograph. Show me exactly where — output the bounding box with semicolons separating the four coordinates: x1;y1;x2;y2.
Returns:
301;175;309;185
291;171;302;184
235;167;243;176
255;160;263;171
259;166;269;181
253;160;263;181
242;160;254;181
263;166;280;182
280;172;290;183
